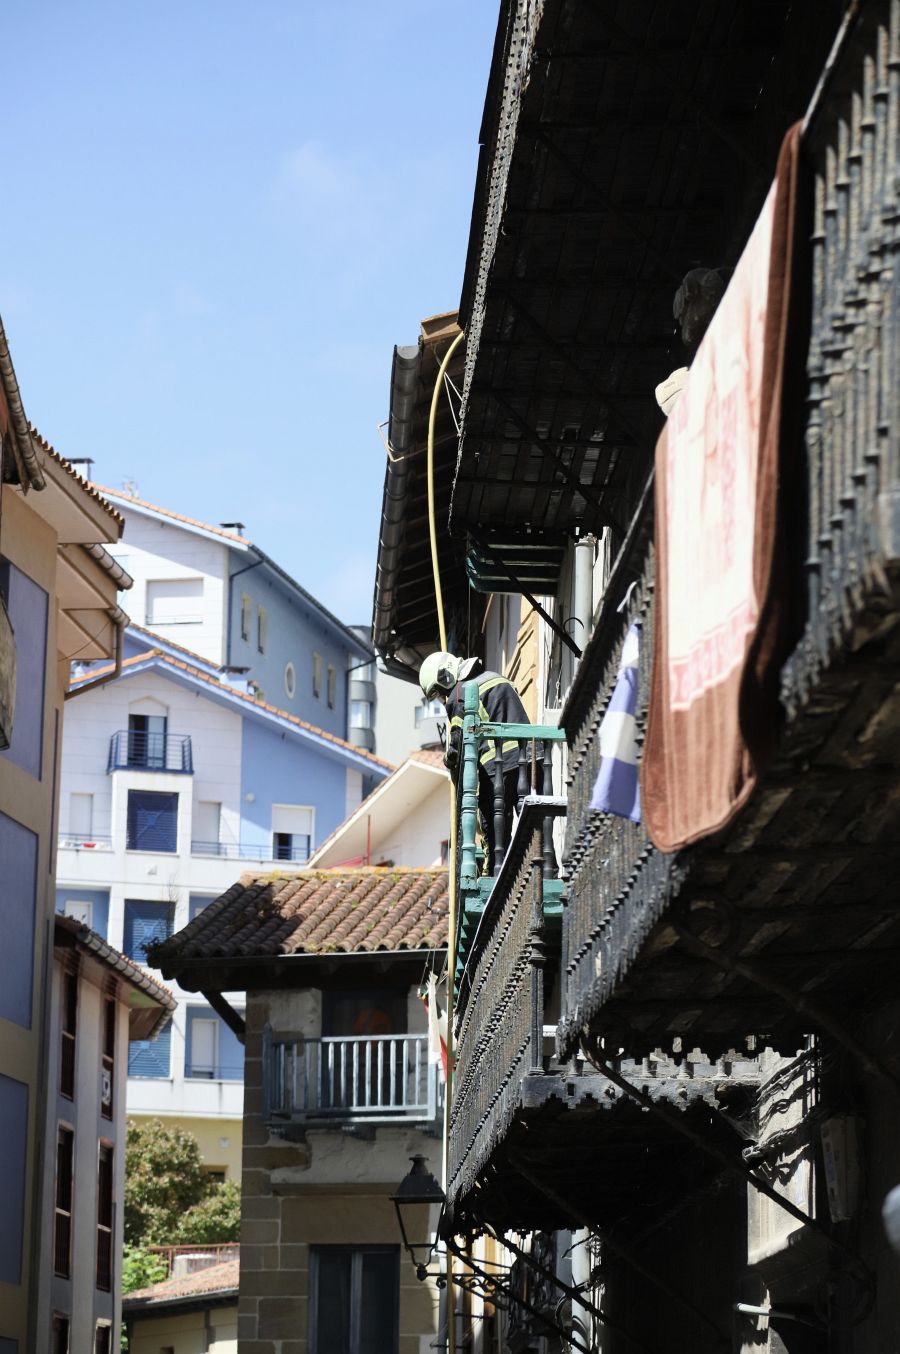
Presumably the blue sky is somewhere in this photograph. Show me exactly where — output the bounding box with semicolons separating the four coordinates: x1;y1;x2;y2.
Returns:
3;1;497;623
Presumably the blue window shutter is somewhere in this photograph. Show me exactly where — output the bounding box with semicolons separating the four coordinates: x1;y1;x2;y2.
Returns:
123;901;174;962
128;1020;171;1078
126;791;178;852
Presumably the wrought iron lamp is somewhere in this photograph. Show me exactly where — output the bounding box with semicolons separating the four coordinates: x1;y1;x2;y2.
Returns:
391;1155;445;1281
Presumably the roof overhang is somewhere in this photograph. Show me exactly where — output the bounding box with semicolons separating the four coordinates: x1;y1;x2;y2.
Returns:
54;915;175;1039
158;946;446;995
372;313;480;677
308;758;449;867
57;544;129;662
451;0;847;552
68;649;392;779
27;441;124;543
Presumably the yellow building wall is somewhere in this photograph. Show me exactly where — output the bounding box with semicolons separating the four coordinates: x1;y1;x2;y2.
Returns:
127;1302;237;1354
0;489;64;1347
505;603;539;721
153;1114;244;1182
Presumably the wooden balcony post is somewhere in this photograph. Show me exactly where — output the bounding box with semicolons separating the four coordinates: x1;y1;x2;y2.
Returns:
459;680;480;890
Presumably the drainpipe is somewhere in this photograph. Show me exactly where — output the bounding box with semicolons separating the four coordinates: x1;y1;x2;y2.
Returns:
226;554;265;667
64;608;127;700
571;535;595;659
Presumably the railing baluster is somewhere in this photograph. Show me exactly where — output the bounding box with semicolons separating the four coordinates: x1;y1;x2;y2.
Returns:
493;741;505;875
517;738;529;811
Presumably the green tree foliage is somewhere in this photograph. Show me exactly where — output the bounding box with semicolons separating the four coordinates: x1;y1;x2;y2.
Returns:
124;1118;240;1247
174;1178;241;1244
121;1244;168;1295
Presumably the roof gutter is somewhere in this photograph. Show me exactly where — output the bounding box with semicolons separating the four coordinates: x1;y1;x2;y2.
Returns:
82;543;134;590
0;314;44;490
372;344;422;657
64;607;128;701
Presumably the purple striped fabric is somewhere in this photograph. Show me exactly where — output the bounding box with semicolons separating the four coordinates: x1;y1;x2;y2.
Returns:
589;622;641;822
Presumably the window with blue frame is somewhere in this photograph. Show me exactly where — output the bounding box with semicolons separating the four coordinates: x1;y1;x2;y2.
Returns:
126;790;178;852
123;900;174;964
185;1006;245;1081
128;1018;172;1079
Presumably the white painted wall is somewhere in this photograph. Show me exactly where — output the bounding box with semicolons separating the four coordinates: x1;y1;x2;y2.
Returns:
58;669;243;853
57;669;248;1135
369;780;449;868
106;506;231;664
373;667;432;765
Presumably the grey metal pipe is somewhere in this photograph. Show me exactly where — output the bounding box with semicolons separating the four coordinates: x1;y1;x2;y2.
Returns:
571;534;595;657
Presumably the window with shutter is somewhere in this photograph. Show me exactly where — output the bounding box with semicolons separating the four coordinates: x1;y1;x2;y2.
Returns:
96;1144;113;1291
128;1019;172;1079
126;791;178;852
185;1006;245;1080
123;900;174;962
54;1127;74;1278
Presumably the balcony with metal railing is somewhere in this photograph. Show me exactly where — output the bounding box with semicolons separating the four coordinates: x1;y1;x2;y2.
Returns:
108;729;193;774
451;679;566;992
190;839;310;863
262;1031;441;1131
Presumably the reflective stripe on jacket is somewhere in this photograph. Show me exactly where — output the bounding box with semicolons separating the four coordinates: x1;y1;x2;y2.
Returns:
446;670;528;772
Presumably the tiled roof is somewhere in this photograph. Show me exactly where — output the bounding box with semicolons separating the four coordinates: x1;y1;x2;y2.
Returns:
31;428;125;528
54;914;176;1012
409;746;446;768
91;483;250;544
123;1257;239;1306
93;487;374;658
69;649;394;771
152;868;449;966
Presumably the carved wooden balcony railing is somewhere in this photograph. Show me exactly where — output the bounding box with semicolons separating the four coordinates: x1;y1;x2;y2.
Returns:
557;5;900;1065
557;484;659;1059
447;796;564;1229
451;678;565;994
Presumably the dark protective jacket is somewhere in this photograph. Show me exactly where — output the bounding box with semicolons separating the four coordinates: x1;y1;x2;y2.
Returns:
445;666;529;773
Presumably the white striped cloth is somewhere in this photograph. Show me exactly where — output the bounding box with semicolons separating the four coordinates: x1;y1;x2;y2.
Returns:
589;622;641;822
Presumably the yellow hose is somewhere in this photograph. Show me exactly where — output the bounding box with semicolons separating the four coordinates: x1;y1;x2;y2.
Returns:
427;328;464;655
426;325;464;1354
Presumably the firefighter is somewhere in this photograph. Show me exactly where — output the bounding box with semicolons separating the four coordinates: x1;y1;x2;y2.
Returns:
419;652;535;867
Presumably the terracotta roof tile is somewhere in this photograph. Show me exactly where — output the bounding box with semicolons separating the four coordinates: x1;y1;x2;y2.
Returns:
91;483;250;544
409;746;446;768
152;867;448;967
123;1257;239;1305
30;428;125;529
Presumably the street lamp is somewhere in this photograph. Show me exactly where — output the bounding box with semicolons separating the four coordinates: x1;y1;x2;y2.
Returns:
391;1154;445;1281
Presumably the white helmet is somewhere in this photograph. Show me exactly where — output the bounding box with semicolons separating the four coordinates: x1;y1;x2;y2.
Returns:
419;652;462;700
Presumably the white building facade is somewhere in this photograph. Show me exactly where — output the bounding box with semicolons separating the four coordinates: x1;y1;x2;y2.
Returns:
55;487;391;1176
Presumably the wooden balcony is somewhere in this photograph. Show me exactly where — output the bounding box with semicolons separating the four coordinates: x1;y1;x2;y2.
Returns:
445;698;758;1232
263;1032;440;1132
558;4;900;1065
